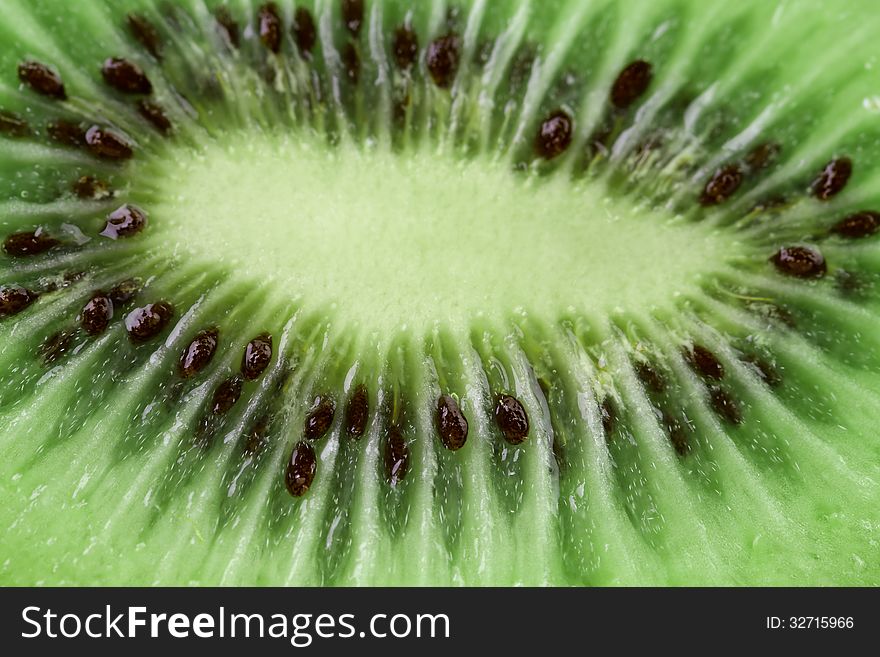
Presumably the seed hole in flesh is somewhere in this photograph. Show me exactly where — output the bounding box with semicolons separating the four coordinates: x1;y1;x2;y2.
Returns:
212;376;243;415
18;61;66;99
835;270;868;297
80;293;113;335
215;7;240;48
241;332;272;380
292;8;317;54
685;345;725;380
610;60;652;109
85;125;133;160
831;211;880;239
393;26;419;70
664;413;689;456
742;354;781;387
534;109;573;161
709;386;743;425
101;58;152;94
810;157;852;201
73;175;111;199
494;394;529;445
127;14;162;59
108;278;141;305
384;424;410;486
700;164;743;206
286;440;317;496
100;204;148;239
125;301;174;343
258;3;282;54
179;328;219;378
245;415;270;457
771;245;826;279
600;398;616;437
744;142;781;171
437;394;468;451
635;362;666;393
3;229;59;256
341;0;364;37
47;120;86;147
345;384;369;439
0;285;38;318
39;330;74;365
341;43;360;84
137;100;172;135
426;34;460;89
304;396;336;440
0;110;29;137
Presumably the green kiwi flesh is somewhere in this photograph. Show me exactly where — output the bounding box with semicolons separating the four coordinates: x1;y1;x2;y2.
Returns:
1;0;880;585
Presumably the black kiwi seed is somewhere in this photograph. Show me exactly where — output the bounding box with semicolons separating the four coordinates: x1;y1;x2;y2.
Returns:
709;386;743;425
178;328;219;378
127;14;162;60
241;332;273;380
137;100;173;135
18;61;66;99
108;278;141;305
286;440;317;497
124;301;174;343
0;110;29;137
80;293;114;336
770;245;827;279
534;109;574;160
3;229;60;256
744;142;781;171
345;384;369;439
214;7;240;48
0;285;38;318
47;120;86;147
341;43;360;84
84;125;134;160
101;57;152;94
663;413;689;456
304;396;336;440
831;211;880;239
610;59;652;109
425;34;461;89
100;204;148;239
600;398;616;437
341;0;364;37
494;394;530;445
384;424;410;486
635;362;666;393
700;164;743;206
393;26;419;70
436;394;468;451
810;157;852;200
39;330;74;365
258;3;283;54
72;175;111;199
685;344;725;380
291;8;317;54
211;376;243;415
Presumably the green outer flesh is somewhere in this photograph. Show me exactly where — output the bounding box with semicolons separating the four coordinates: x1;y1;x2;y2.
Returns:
0;0;878;585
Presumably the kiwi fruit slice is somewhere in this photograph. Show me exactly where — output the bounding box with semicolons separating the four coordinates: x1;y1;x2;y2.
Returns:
1;0;879;586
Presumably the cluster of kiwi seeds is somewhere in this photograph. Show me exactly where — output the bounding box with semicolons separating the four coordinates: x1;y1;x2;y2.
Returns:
1;0;879;585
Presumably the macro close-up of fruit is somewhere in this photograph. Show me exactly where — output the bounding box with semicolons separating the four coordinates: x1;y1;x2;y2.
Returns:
1;0;879;586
